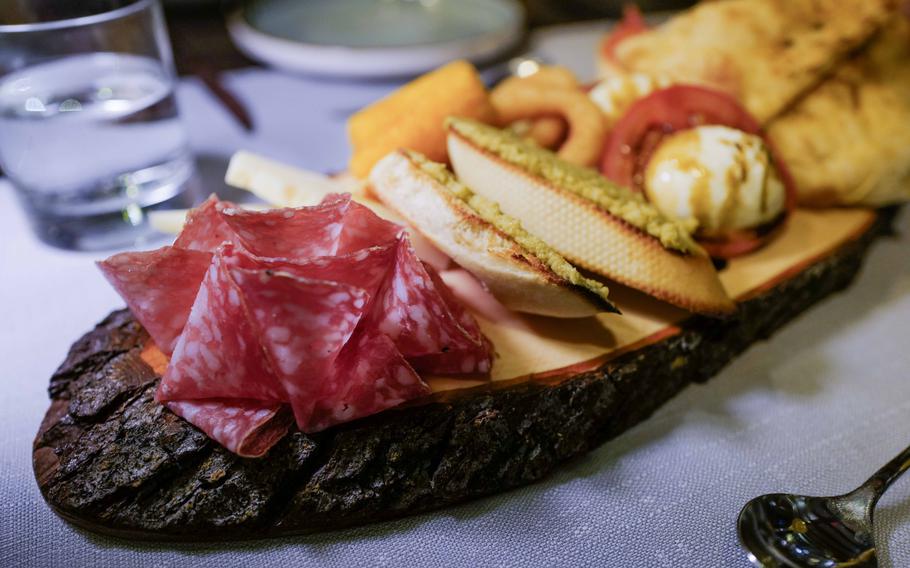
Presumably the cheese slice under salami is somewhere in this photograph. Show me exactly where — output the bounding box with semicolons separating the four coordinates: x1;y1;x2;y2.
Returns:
101;192;493;458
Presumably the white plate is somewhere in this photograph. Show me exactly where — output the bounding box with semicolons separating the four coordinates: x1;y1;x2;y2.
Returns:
227;0;525;79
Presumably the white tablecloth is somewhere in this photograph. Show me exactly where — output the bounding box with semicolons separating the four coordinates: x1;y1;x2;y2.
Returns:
3;23;910;568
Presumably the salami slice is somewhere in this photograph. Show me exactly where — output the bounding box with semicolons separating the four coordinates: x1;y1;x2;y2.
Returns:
97;247;212;355
174;195;241;252
228;258;370;426
100;189;496;458
423;262;488;346
303;328;429;432
220;194;350;260
337;200;403;254
408;263;493;375
165;399;293;458
224;241;397;305
365;237;490;370
158;252;286;403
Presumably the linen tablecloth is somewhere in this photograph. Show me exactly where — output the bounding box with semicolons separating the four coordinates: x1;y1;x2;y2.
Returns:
3;23;910;567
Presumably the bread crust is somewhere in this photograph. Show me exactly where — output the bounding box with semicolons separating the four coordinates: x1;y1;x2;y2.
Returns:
447;131;735;315
370;152;614;318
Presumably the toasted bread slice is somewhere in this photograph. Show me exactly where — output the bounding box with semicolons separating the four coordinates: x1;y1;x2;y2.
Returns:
446;118;735;315
370;150;617;318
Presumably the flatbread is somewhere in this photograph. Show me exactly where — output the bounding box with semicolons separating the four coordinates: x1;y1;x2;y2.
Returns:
767;19;910;206
611;0;895;122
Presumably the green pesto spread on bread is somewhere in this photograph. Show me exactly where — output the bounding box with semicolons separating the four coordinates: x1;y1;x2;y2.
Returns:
407;150;616;311
446;117;699;254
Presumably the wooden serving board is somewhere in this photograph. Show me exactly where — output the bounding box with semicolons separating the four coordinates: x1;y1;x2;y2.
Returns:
33;207;894;541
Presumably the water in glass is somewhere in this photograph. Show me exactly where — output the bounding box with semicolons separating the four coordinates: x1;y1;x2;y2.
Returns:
0;52;195;249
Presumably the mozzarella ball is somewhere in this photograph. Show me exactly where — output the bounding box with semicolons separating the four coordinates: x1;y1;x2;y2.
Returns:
644;125;786;235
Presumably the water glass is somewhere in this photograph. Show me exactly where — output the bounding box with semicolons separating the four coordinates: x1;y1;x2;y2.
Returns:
0;0;197;250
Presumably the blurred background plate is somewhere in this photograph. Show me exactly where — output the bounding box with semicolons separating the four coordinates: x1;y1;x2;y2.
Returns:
227;0;525;78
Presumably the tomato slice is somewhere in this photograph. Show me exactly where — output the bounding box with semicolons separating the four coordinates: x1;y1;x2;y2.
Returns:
601;85;762;190
600;5;648;63
600;85;797;259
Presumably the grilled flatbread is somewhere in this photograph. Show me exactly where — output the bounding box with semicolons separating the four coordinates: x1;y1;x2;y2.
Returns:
767;19;910;206
610;0;895;122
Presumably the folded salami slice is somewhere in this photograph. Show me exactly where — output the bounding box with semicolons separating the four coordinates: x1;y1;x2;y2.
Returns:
337;200;404;254
366;238;493;373
174;195;242;252
228;258;370;426
101;191;494;458
224;241;396;301
158;252;286;403
97;247;212;355
221;194;350;260
424;262;489;347
165;399;293;458
304;328;430;432
408;263;494;375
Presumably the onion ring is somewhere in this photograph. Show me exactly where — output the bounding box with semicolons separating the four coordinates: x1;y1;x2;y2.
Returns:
495;66;577;150
526;117;568;149
491;82;606;166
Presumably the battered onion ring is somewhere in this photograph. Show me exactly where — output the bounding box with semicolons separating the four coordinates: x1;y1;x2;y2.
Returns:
491;82;606;166
496;66;577;149
527;117;568;149
510;117;567;149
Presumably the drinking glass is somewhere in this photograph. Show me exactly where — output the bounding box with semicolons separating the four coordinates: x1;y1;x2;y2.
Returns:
0;0;197;250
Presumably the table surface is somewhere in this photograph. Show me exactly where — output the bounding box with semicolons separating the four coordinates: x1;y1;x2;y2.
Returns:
3;22;910;568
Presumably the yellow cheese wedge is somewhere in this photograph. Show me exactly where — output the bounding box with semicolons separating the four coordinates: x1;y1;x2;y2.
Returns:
148;209;189;235
149;204;268;235
447;121;735;315
347;60;497;178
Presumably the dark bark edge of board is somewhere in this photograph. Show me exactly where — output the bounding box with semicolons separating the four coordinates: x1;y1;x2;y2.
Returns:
32;208;899;542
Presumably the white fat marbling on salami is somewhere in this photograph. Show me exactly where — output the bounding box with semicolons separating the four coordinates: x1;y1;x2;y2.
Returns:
97;247;212;355
174;194;242;252
229;257;369;426
220;194;350;260
165;399;292;458
223;242;395;305
407;263;494;375
158;252;286;403
363;238;493;373
303;329;429;432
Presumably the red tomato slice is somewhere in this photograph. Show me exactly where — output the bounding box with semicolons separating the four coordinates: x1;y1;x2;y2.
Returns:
600;5;648;63
600;85;797;259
